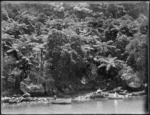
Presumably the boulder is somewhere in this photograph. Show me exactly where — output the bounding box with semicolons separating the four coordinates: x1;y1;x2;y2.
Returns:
90;93;105;99
131;90;146;96
118;90;128;95
8;100;18;104
2;97;10;103
20;97;31;102
112;87;122;93
121;71;142;91
8;97;21;104
101;92;109;96
20;80;45;96
127;81;142;90
22;93;31;98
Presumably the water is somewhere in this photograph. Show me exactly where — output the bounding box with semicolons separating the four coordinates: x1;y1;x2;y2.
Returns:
2;96;147;114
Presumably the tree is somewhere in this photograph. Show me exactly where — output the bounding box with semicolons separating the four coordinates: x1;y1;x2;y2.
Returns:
114;34;130;60
73;3;92;20
126;34;147;71
98;55;123;72
2;8;9;21
104;23;119;41
96;55;123;83
93;40;116;56
37;13;49;24
46;30;94;93
2;20;28;38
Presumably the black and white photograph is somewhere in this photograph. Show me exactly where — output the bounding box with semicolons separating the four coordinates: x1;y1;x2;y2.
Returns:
1;1;149;114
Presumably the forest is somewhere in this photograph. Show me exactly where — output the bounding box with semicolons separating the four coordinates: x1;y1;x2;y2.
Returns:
1;1;149;99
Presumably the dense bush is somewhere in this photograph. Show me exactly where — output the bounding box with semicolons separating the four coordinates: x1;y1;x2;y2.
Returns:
1;1;148;95
46;30;94;92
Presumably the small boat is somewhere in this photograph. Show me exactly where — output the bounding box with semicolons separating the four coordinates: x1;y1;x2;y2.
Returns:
107;96;123;100
51;99;72;104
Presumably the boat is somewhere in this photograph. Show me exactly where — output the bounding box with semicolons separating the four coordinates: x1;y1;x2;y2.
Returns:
51;99;72;104
107;96;124;100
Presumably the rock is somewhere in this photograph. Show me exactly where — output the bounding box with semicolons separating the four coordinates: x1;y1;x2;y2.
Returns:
124;93;132;98
107;92;124;99
42;98;47;102
96;88;102;94
2;97;10;103
12;94;21;97
90;93;105;99
22;93;31;98
128;82;142;89
112;87;122;93
139;83;148;91
119;90;128;95
9;100;18;104
8;98;21;104
73;95;90;102
121;69;143;91
33;97;38;101
21;97;32;102
109;90;115;93
85;92;106;99
101;92;109;96
131;90;146;96
20;80;45;96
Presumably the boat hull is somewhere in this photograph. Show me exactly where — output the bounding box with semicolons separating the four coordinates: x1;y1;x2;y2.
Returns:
51;99;71;104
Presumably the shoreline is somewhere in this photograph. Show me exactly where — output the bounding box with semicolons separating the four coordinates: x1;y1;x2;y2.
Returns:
2;89;147;105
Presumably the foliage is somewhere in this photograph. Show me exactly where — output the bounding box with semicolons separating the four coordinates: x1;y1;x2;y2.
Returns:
1;1;148;95
93;40;116;56
98;56;122;72
96;55;123;82
126;34;147;71
46;30;90;92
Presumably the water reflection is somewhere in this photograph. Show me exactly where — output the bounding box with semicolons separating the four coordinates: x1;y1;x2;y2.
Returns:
114;100;118;106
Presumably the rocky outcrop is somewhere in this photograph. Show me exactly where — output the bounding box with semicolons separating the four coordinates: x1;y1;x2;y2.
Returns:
20;79;45;96
73;90;108;101
120;67;143;91
22;93;31;97
2;96;53;104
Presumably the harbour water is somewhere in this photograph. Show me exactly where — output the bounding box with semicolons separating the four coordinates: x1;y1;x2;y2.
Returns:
1;96;147;114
